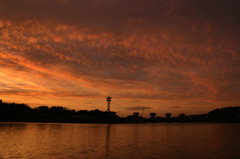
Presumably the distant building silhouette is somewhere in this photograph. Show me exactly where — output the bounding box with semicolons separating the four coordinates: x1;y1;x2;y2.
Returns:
150;113;156;118
0;99;2;104
133;112;139;117
165;113;171;119
179;113;185;118
126;112;142;122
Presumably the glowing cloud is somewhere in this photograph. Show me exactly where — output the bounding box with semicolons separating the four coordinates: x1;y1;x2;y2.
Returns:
0;0;240;116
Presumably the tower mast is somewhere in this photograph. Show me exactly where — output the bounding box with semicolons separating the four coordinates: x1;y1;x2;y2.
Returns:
106;97;112;112
141;107;145;117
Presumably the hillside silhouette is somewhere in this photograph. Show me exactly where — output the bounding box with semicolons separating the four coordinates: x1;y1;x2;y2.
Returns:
207;107;240;122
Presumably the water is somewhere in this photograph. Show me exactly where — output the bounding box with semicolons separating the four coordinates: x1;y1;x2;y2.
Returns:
0;122;240;159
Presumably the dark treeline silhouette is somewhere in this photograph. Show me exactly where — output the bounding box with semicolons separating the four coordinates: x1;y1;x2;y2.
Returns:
0;100;240;123
0;101;119;123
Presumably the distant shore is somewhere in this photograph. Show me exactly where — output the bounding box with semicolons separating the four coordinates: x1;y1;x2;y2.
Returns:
1;100;240;123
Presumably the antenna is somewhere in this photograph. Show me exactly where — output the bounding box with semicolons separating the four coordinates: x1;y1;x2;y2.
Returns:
106;97;111;112
141;107;145;117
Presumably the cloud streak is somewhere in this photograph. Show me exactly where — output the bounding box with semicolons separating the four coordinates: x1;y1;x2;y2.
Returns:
126;106;152;110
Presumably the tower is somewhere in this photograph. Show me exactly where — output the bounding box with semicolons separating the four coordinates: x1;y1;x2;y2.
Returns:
106;97;111;112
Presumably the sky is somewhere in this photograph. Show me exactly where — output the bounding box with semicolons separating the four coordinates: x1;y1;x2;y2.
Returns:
0;0;240;116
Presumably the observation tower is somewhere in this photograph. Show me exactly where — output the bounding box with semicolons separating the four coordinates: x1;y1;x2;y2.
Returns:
106;97;111;112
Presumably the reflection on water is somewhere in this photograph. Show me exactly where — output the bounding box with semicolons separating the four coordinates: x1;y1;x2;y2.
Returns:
0;122;240;159
105;124;111;157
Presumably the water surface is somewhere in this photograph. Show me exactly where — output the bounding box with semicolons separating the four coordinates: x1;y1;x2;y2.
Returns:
0;122;240;159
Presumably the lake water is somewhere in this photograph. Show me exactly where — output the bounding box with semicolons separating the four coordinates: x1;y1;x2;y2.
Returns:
0;122;240;159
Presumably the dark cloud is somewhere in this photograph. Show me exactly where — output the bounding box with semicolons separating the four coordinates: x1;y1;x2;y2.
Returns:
1;0;240;34
126;106;152;110
170;106;196;109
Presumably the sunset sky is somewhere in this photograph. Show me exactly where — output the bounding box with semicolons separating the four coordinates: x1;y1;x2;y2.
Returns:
0;0;240;116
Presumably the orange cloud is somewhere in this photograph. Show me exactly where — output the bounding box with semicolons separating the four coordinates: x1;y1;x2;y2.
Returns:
0;1;240;116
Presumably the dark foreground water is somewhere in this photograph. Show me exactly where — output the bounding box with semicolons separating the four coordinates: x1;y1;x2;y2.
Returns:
0;122;240;159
